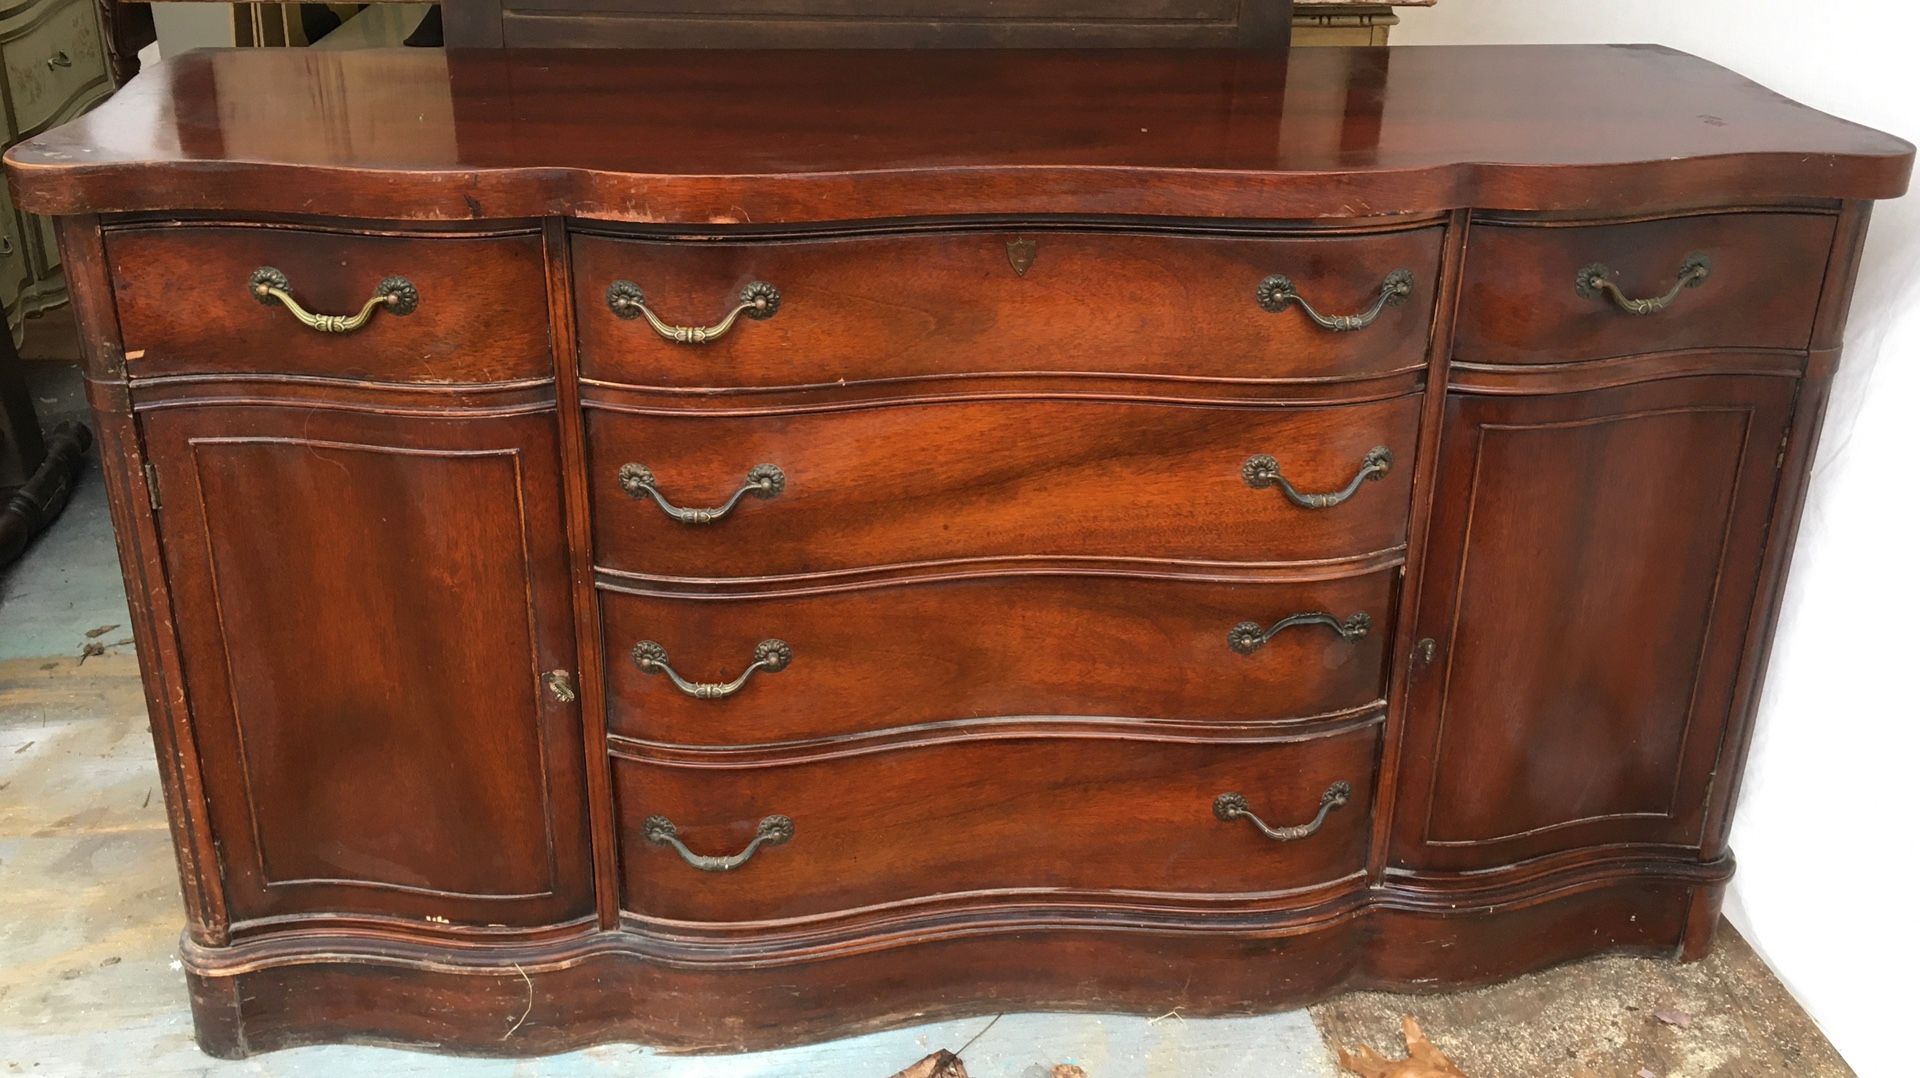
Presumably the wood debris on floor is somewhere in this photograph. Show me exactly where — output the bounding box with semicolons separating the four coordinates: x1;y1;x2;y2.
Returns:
886;1051;1092;1077
1336;1016;1469;1077
888;1049;969;1078
1311;921;1853;1077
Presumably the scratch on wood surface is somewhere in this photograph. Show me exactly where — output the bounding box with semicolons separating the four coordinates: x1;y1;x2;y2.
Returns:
503;963;533;1039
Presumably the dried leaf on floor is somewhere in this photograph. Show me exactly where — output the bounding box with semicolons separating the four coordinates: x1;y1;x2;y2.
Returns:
84;624;120;638
887;1049;969;1078
1652;1009;1692;1030
77;641;105;664
1337;1016;1470;1078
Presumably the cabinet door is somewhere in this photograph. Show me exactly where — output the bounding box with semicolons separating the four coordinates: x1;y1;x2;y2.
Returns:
140;403;594;931
1392;376;1795;872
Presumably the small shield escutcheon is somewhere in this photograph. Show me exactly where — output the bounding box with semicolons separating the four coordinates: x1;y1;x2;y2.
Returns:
1006;238;1038;277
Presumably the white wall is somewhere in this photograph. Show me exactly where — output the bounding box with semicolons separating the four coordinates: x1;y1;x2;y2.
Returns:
1395;4;1919;1073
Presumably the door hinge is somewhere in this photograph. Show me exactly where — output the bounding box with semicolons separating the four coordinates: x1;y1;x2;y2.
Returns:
143;463;161;511
1775;428;1791;472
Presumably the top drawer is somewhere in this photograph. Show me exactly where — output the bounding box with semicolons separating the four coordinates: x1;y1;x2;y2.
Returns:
105;225;553;383
1454;212;1834;365
572;226;1445;390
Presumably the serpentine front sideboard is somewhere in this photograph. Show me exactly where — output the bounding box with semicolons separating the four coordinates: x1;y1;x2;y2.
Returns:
4;45;1909;1058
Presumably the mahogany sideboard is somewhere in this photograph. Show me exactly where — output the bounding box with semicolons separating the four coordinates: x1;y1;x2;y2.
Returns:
5;45;1910;1058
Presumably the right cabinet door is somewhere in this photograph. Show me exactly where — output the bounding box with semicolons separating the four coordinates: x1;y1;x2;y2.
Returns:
1392;375;1796;872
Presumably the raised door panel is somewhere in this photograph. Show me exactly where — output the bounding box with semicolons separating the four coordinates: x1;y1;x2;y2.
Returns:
1391;376;1795;872
139;403;594;931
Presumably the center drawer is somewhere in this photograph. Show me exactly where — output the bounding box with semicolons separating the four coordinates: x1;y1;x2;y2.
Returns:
614;721;1379;926
572;225;1444;389
586;395;1420;578
603;569;1395;746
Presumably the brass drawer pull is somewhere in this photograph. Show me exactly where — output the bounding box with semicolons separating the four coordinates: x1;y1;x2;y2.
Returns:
644;814;793;872
1243;447;1391;509
248;267;418;333
633;638;791;699
618;462;785;524
1215;782;1351;843
1577;252;1712;315
606;279;780;344
1229;612;1371;655
1257;269;1413;331
46;50;72;70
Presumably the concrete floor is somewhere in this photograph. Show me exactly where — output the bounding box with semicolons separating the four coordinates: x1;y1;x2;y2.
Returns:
0;320;1856;1077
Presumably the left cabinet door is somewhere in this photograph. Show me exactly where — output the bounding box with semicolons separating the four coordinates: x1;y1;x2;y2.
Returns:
139;403;595;932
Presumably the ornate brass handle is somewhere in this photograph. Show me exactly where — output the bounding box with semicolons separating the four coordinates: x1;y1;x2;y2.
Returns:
606;279;780;344
46;51;72;69
644;814;793;872
248;267;418;333
1576;252;1712;315
633;639;791;699
1243;447;1391;509
1229;612;1371;655
1257;269;1414;331
1214;782;1351;843
618;462;784;524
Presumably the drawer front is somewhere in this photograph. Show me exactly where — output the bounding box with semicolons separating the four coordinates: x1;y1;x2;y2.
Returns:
1454;212;1833;365
104;225;553;382
616;722;1379;924
573;227;1444;388
0;181;27;309
2;0;107;136
587;395;1420;578
604;570;1395;746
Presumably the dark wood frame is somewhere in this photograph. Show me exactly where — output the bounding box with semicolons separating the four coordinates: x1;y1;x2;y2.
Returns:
443;0;1295;50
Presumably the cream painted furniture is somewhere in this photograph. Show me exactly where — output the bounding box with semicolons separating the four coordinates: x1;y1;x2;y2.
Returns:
1295;0;1432;45
0;0;111;344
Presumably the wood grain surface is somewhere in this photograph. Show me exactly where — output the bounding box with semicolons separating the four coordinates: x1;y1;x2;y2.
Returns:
6;46;1910;221
602;569;1397;746
586;394;1420;580
14;41;1911;1061
573;224;1442;389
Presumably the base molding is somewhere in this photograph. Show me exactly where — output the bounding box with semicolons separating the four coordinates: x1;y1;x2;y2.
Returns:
182;873;1725;1059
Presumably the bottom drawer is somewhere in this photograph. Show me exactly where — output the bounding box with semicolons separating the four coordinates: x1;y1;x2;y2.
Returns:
615;721;1380;925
